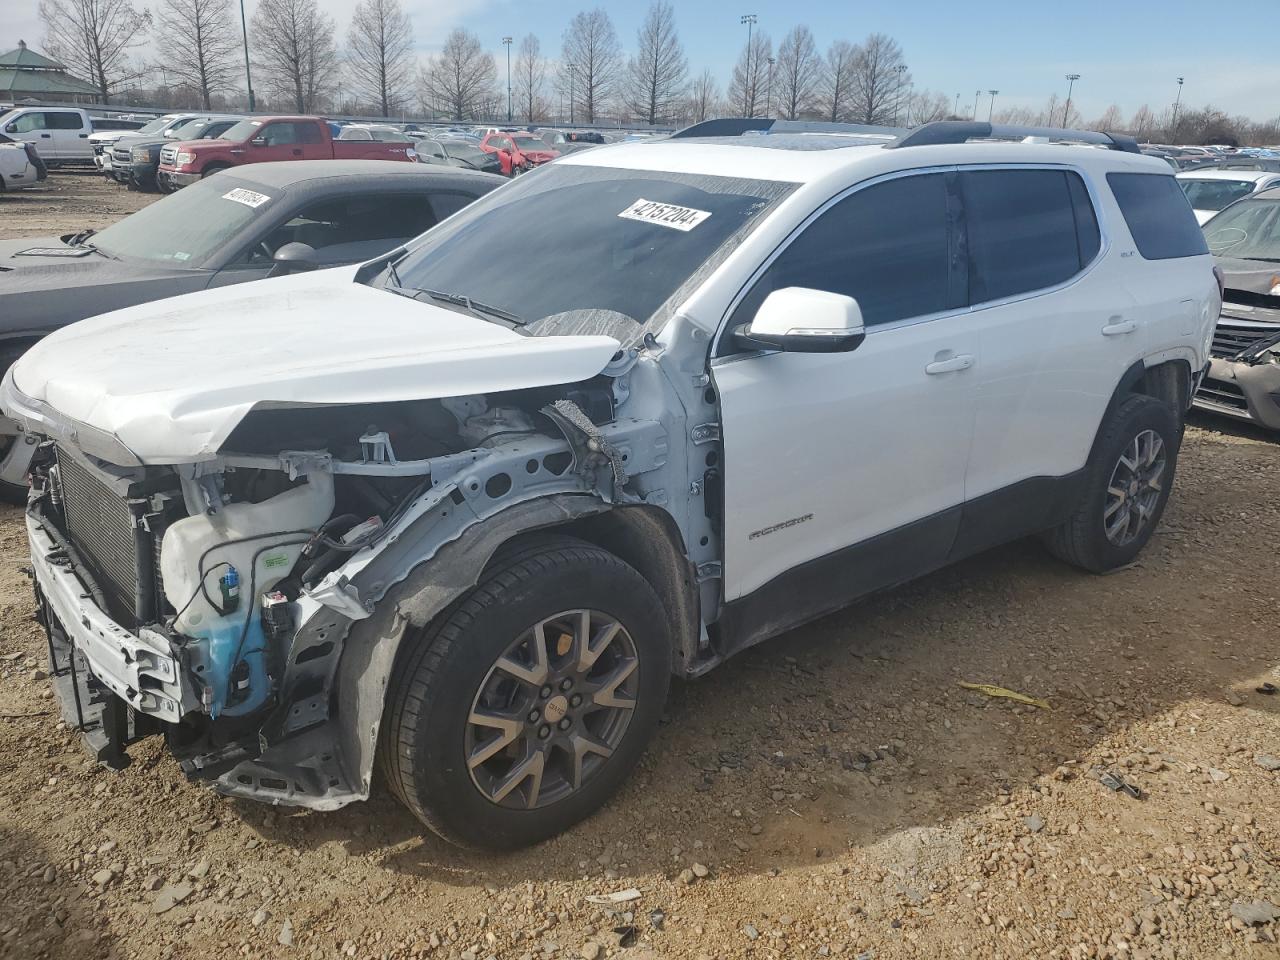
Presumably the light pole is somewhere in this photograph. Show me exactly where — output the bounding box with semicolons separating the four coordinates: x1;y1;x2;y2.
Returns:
1170;76;1184;140
1062;73;1080;127
239;0;255;111
568;63;577;125
954;92;961;117
987;89;999;121
766;56;775;118
740;14;757;116
502;37;513;123
893;64;908;126
973;89;981;121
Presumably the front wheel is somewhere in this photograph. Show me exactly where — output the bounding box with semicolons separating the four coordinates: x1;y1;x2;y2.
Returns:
379;536;671;849
1042;394;1180;573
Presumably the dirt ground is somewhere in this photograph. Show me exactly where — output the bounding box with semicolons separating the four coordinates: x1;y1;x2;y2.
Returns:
0;172;1276;960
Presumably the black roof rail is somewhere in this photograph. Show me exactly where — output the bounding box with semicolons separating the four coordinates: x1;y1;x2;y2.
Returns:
671;117;904;140
671;118;773;138
889;120;1141;154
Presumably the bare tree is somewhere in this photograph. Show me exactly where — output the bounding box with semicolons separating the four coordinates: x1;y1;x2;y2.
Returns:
625;1;686;125
727;31;770;118
346;0;413;116
252;0;338;112
847;33;907;125
906;89;951;125
685;69;719;123
562;8;621;123
772;25;820;120
419;28;496;121
154;0;240;110
818;40;856;122
1090;103;1124;131
513;34;547;123
40;0;151;103
1129;104;1156;141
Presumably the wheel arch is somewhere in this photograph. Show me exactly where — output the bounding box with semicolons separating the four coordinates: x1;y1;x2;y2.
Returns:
1091;356;1192;464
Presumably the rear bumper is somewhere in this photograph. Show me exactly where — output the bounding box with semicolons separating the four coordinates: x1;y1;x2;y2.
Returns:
1193;357;1280;430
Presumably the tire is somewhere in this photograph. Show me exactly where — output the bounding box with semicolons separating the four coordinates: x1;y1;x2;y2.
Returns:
200;164;228;179
0;345;33;504
1042;394;1181;573
379;535;671;849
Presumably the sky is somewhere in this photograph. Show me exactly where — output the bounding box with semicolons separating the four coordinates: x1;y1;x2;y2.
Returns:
6;0;1279;122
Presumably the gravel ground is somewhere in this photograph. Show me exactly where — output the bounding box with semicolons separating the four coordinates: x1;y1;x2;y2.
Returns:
0;172;1276;960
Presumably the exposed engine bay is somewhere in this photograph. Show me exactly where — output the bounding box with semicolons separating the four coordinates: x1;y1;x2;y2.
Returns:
25;366;687;807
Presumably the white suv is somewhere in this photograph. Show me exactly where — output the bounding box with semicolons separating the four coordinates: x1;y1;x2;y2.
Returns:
3;120;1219;849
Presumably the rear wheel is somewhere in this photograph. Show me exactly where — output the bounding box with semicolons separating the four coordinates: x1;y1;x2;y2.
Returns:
379;536;670;849
1042;394;1180;572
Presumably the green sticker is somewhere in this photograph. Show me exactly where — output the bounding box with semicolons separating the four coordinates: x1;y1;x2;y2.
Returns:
261;552;290;569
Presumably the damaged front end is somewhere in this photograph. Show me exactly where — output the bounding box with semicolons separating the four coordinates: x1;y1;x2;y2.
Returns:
1195;287;1280;429
18;370;671;809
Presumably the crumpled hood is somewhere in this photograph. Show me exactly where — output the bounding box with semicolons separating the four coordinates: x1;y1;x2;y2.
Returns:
8;267;620;464
1218;256;1280;324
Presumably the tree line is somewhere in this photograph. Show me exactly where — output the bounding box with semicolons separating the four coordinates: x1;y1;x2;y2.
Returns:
36;0;1280;144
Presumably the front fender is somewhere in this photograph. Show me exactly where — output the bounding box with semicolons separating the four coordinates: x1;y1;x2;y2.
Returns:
205;417;670;808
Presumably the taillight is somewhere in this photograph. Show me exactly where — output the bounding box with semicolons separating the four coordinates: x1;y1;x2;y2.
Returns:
1212;265;1224;299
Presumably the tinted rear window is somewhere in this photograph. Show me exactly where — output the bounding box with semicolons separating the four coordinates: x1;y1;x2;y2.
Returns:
962;169;1098;303
1107;173;1209;260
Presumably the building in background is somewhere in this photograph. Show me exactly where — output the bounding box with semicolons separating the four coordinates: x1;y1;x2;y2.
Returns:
0;40;100;104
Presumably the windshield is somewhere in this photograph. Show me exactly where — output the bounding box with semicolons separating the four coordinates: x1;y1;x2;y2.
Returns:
1179;178;1256;212
442;142;486;163
1203;198;1280;259
514;136;550;152
89;174;277;266
390;164;794;342
137;116;176;135
169;118;207;138
220;119;262;142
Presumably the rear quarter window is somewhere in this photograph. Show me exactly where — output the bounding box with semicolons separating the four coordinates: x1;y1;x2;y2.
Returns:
1107;173;1209;260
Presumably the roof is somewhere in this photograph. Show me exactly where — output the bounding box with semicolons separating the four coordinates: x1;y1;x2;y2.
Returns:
0;40;99;97
1175;169;1280;183
560;135;1165;186
0;42;63;70
219;158;504;191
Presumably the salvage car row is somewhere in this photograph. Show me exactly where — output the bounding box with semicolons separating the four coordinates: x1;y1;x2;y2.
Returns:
0;117;1271;852
0;104;621;194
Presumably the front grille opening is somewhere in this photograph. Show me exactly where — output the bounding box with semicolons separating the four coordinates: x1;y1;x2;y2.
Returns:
57;452;142;625
1198;376;1249;412
1211;324;1277;360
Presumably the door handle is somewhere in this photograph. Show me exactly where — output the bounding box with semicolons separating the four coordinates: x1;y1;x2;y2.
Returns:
925;354;975;375
40;133;51;138
229;148;245;155
292;148;302;156
1101;318;1137;336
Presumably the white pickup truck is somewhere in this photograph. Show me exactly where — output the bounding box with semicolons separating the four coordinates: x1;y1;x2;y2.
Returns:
0;106;108;164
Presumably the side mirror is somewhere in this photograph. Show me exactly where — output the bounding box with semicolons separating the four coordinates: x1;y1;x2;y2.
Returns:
4;123;15;134
270;242;319;274
250;136;268;147
734;287;866;353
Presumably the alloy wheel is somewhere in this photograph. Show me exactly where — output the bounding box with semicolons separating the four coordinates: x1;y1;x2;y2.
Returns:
1103;428;1166;547
464;609;640;810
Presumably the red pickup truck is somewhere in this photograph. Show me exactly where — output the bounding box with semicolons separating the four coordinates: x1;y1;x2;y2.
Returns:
158;116;416;188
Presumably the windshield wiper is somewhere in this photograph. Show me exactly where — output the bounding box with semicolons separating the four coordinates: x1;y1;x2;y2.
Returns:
65;228;120;260
403;287;525;326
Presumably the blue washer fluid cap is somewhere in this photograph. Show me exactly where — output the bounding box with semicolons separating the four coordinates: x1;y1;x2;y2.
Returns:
219;565;241;614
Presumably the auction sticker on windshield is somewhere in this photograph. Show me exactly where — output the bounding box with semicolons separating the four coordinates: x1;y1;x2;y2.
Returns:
618;198;712;232
222;188;271;208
